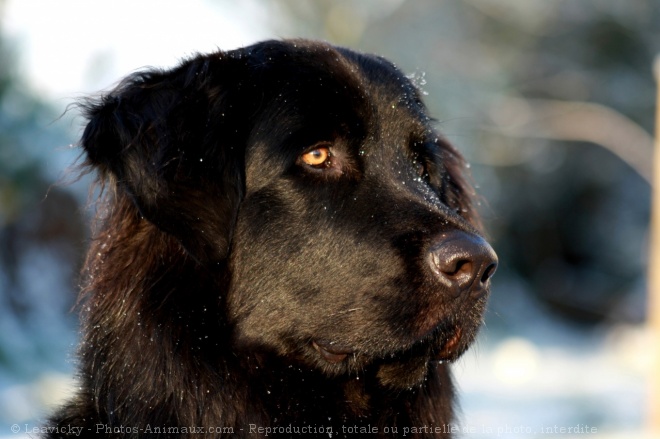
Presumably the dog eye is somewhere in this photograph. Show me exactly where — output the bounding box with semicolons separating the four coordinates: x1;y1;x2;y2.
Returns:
413;156;428;179
415;161;425;177
300;146;332;168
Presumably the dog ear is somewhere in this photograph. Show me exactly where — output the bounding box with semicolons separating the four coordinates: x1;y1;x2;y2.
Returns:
80;56;245;262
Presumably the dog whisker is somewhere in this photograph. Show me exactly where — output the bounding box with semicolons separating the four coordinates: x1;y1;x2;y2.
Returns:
330;307;364;316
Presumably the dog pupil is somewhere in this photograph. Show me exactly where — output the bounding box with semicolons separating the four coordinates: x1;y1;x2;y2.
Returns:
307;149;328;166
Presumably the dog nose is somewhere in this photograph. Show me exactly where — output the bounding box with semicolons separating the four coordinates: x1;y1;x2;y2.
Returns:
429;230;498;294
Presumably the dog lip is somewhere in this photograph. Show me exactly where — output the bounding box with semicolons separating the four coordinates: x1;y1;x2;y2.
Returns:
435;327;463;361
312;340;352;363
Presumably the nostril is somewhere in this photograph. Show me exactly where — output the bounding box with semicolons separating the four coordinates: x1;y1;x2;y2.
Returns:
481;262;497;284
443;259;473;279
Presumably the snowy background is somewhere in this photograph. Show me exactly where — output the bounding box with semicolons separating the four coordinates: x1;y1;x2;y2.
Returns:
0;0;659;437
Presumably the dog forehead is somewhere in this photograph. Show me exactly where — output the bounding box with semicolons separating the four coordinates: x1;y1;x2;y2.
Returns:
234;40;425;116
222;40;436;195
238;42;429;152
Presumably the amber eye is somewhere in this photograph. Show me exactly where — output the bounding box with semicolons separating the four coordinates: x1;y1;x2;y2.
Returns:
301;147;331;168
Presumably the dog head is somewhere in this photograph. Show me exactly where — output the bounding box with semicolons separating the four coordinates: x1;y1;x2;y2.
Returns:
80;39;497;390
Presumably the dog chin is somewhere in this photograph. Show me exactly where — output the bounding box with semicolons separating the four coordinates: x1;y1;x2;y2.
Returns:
374;348;434;389
303;337;454;390
300;345;433;390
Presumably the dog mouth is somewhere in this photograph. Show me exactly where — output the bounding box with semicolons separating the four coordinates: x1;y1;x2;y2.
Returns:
311;324;466;366
312;340;354;363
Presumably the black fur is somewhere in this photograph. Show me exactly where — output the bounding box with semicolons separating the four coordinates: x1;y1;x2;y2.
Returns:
48;39;495;438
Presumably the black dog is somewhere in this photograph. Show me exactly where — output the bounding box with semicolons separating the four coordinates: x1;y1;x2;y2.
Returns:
49;39;496;438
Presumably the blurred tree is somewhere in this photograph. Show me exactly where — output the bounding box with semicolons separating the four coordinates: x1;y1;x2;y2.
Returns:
0;29;83;375
475;1;658;324
267;0;660;324
271;0;405;45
